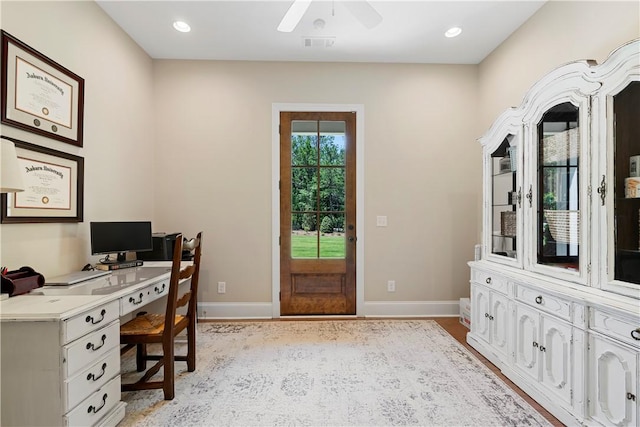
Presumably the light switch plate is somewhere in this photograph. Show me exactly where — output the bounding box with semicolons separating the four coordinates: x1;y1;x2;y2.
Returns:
376;216;388;227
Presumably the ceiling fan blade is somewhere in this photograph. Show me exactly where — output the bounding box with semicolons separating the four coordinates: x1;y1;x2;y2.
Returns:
342;1;383;29
277;0;313;33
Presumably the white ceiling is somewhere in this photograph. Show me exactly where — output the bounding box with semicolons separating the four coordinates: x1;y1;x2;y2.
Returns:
96;0;546;64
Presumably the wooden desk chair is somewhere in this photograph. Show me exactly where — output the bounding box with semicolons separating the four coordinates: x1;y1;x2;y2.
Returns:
120;231;203;400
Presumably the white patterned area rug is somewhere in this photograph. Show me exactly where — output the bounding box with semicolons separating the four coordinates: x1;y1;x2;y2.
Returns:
120;320;551;426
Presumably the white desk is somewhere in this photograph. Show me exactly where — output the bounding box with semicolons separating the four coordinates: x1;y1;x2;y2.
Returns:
0;265;177;427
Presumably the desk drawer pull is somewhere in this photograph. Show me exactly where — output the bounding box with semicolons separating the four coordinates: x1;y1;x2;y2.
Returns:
631;328;640;341
535;296;543;304
86;334;107;352
129;293;144;305
87;363;107;382
85;309;106;325
485;277;492;284
87;393;108;414
154;284;166;294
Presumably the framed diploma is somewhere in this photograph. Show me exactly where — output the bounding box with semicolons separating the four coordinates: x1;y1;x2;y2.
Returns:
1;31;85;147
1;136;84;223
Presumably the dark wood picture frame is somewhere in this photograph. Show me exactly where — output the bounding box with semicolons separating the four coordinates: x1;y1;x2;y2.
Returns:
1;30;85;147
1;136;84;223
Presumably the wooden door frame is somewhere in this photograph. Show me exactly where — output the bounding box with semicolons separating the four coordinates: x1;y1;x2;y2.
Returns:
272;103;365;318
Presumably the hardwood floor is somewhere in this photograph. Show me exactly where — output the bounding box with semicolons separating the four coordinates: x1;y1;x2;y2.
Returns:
433;317;565;426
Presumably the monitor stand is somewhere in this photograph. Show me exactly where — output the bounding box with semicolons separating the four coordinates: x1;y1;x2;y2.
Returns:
101;252;127;264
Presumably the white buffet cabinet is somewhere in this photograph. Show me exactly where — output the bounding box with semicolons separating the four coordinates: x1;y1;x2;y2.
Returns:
0;266;174;427
468;39;640;427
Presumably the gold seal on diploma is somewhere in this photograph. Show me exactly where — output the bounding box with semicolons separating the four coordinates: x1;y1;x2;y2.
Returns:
42;196;50;204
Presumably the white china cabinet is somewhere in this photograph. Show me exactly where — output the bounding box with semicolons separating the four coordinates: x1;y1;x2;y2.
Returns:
468;39;640;427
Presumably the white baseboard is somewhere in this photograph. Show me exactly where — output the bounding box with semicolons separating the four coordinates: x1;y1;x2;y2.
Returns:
199;300;460;319
362;301;459;317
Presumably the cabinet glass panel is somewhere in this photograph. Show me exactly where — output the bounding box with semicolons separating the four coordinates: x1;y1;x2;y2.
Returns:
537;102;579;271
613;81;640;285
491;135;517;259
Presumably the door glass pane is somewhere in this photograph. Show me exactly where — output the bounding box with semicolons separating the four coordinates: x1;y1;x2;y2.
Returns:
290;120;347;260
319;213;345;258
292;167;318;212
613;81;640;284
491;135;518;259
291;214;318;258
319;121;346;166
537;102;580;270
291;121;318;166
319;168;345;212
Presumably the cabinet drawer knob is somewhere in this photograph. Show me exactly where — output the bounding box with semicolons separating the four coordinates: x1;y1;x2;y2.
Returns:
535;296;543;304
86;334;107;352
485;313;489;318
533;342;538;348
154;284;166;294
627;393;636;401
631;328;640;341
539;346;546;352
488;315;494;321
85;309;106;325
485;277;492;284
87;393;108;414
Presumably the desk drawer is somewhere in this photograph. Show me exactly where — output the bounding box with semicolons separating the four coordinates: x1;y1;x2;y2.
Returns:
64;348;120;412
63;321;119;378
590;308;640;349
65;375;121;427
64;300;120;344
516;285;571;321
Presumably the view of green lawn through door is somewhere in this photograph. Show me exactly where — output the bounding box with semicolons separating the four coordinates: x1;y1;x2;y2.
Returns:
291;120;346;258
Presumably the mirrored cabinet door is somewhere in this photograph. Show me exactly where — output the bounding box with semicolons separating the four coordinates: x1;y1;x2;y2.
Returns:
612;81;640;286
535;102;581;274
490;134;520;262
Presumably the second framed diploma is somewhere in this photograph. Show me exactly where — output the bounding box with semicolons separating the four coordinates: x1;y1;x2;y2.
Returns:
1;137;84;223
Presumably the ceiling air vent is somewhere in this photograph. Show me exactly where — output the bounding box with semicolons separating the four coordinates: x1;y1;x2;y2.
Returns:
302;36;336;48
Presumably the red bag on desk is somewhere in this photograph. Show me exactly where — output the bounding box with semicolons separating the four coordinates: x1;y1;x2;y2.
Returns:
1;267;45;296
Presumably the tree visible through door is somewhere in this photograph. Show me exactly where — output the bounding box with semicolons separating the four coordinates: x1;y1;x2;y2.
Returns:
280;112;356;315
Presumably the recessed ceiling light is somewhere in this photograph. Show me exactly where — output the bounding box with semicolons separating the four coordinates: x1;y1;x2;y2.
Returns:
445;27;462;38
173;21;191;33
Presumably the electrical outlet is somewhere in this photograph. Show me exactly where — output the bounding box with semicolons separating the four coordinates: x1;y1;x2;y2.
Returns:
387;280;396;292
217;281;226;294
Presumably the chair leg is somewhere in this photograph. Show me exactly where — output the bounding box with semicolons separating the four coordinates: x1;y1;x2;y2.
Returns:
187;319;196;372
163;339;175;400
136;343;147;372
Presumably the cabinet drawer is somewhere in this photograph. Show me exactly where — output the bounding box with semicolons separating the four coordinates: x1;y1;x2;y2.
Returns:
590;308;640;349
516;286;571;321
472;270;509;295
64;375;121;427
64;300;120;344
64;348;120;412
63;321;120;378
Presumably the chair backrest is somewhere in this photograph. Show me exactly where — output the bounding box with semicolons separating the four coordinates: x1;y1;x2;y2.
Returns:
164;232;203;333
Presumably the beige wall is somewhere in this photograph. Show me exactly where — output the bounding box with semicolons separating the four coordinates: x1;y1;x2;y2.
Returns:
478;0;640;133
152;61;480;304
0;1;155;277
1;0;637;314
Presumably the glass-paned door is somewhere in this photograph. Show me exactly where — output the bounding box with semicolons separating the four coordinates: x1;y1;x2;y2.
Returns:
280;111;356;315
491;135;518;259
613;81;640;285
537;102;580;271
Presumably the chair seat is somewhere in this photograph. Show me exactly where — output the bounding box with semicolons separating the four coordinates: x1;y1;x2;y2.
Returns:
121;313;185;336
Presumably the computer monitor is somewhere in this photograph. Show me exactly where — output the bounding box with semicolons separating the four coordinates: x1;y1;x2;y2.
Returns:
90;221;153;263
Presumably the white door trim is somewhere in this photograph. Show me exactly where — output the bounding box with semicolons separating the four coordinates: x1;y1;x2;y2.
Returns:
272;103;365;317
